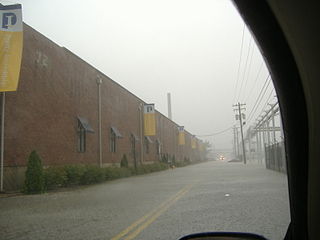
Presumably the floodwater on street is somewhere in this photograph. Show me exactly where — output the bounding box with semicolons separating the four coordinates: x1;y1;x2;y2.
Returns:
0;161;290;240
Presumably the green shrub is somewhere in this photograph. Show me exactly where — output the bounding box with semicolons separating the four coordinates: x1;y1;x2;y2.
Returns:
171;155;176;165
175;161;185;167
118;168;132;177
24;159;170;192
161;154;168;164
134;165;146;175
64;164;86;185
44;167;67;190
24;151;45;194
80;165;105;185
157;162;169;170
120;154;129;168
105;167;132;180
133;162;168;175
184;157;191;165
174;157;191;168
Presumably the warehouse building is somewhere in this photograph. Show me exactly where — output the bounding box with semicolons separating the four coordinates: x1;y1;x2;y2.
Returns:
1;24;205;190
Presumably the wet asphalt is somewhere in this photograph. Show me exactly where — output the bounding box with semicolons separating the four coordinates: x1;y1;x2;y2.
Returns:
0;161;290;240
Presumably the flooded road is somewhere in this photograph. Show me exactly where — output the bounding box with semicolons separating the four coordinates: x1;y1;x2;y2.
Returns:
0;161;290;240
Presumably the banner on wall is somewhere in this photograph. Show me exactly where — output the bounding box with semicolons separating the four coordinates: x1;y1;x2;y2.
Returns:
0;4;23;92
178;126;185;145
191;135;197;149
144;104;156;136
199;141;204;151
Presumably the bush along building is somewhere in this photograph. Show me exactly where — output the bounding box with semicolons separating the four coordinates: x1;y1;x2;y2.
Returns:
1;24;208;191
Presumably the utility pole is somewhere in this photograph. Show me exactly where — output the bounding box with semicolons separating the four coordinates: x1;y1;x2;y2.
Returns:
236;127;239;158
248;127;252;162
268;103;277;143
0;92;5;192
233;126;236;158
139;103;144;164
272;109;276;143
233;102;247;164
255;130;259;163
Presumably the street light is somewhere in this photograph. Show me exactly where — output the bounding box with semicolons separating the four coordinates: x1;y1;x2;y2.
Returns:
96;76;102;167
139;103;144;164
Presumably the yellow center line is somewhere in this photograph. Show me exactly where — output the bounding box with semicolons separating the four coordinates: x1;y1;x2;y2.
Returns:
124;186;192;240
110;183;194;240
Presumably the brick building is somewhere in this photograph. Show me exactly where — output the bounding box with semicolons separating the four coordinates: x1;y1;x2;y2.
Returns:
1;24;205;190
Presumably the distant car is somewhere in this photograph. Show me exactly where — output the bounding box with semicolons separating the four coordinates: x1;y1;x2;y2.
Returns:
219;155;225;161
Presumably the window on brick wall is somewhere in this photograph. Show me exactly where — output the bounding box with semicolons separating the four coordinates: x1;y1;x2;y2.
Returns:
144;137;149;154
110;129;117;153
110;126;122;153
78;126;86;152
156;139;161;155
145;136;152;154
77;117;94;153
131;134;136;155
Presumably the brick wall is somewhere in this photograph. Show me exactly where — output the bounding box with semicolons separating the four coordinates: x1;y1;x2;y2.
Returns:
2;24;204;190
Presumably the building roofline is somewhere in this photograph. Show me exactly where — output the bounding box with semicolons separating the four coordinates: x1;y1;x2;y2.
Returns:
24;22;195;138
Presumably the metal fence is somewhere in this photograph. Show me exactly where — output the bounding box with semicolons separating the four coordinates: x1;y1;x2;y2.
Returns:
265;141;286;173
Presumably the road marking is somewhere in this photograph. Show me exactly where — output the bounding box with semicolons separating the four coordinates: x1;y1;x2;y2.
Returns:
110;183;194;240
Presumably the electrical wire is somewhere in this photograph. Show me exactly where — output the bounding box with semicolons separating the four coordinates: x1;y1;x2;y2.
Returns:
196;126;233;137
251;90;278;128
244;61;264;103
236;36;252;102
240;44;255;101
246;74;271;122
246;82;273;125
259;88;276;118
232;23;245;104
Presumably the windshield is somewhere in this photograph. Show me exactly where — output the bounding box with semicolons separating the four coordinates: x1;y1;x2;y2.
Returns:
0;1;290;240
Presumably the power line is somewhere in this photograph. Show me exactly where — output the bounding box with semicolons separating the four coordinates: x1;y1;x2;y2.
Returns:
244;61;264;103
196;126;233;137
236;36;252;102
262;89;276;110
248;74;271;121
240;43;255;101
232;23;245;104
246;75;272;123
247;82;271;124
247;88;275;127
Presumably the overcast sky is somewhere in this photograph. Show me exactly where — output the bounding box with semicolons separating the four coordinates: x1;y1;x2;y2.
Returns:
8;0;275;150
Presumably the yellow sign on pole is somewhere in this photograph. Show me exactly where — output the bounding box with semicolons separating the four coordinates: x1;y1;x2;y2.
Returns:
191;136;196;149
144;104;156;136
199;141;204;151
178;126;185;145
0;4;23;92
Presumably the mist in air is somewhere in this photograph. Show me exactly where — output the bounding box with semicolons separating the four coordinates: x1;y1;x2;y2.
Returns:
16;0;272;150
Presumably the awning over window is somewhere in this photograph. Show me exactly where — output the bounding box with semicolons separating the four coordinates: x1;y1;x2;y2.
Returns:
145;136;153;143
77;117;94;133
111;126;122;138
131;133;139;141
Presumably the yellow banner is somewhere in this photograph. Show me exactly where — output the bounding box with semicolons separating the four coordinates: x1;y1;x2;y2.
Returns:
144;104;156;136
178;126;185;145
0;4;23;92
191;136;196;149
199;141;204;151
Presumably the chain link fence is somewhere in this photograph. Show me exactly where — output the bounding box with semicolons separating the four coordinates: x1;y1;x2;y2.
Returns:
265;141;286;173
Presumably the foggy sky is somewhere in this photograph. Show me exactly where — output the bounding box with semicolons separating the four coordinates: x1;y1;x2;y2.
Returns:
12;0;274;150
